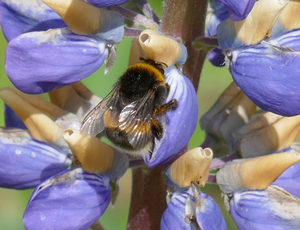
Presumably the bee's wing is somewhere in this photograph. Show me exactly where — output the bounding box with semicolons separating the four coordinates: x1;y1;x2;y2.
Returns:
80;83;121;137
119;89;155;149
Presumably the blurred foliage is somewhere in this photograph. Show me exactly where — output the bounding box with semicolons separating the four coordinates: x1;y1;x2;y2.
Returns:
0;0;238;229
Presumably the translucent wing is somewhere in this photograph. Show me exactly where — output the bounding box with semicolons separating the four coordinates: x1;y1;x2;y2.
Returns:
119;89;156;149
80;83;121;137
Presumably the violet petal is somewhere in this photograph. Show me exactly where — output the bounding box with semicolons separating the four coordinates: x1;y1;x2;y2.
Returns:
229;30;300;116
84;0;129;8
23;168;111;230
230;185;300;230
206;1;229;37
214;0;256;21
143;67;198;167
207;47;225;67
272;161;300;198
5;28;108;94
161;187;226;230
0;0;66;41
0;128;71;189
4;103;27;129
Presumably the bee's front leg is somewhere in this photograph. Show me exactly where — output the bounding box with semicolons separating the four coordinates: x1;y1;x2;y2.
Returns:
154;99;178;115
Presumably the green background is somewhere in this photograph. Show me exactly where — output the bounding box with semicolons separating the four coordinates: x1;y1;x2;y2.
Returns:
0;1;238;229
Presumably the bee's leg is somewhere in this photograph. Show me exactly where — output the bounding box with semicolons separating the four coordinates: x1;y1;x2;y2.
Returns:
148;119;163;159
151;118;164;140
166;83;170;96
154;99;178;115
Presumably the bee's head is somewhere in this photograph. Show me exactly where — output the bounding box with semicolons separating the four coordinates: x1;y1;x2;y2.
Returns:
139;57;168;74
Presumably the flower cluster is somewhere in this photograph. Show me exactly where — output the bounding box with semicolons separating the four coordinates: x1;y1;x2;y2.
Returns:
1;0;300;229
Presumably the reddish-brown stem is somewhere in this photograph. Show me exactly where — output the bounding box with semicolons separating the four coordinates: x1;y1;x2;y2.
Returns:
126;0;208;229
160;0;208;90
127;166;168;230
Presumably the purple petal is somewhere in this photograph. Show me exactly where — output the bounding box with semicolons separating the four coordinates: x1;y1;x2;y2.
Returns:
143;67;198;167
272;161;300;198
23;168;111;230
229;30;300;116
205;1;229;37
195;193;227;230
85;0;129;7
161;187;226;230
93;9;124;43
4;103;27;129
0;128;71;189
5;28;108;94
0;0;66;41
214;0;256;21
230;186;300;230
207;47;225;67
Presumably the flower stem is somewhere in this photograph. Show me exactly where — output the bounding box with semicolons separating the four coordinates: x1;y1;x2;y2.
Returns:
160;0;208;90
126;0;208;228
111;5;159;29
210;152;240;170
127;166;168;230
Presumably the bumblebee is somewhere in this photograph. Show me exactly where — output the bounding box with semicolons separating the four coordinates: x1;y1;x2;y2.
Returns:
80;58;178;157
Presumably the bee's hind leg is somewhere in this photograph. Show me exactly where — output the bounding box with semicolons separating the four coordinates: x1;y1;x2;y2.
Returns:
154;99;178;115
151;118;164;140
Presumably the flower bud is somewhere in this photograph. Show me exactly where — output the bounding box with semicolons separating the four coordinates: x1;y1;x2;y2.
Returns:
71;82;101;106
165;147;213;189
62;129;128;179
0;0;66;41
233;111;300;158
216;152;300;194
23;168;111;230
5;28;108;94
139;29;187;67
0;128;71;189
0;87;71;148
272;1;300;38
49;85;95;120
200;82;256;157
230;185;300;230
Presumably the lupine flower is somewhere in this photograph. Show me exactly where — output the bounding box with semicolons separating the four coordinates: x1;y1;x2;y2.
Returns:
144;65;198;167
3;0;300;228
217;151;300;229
227;28;300;116
162;148;226;229
217;0;300;116
205;1;228;66
161;187;227;230
4;0;124;94
23;168;112;230
230;185;300;230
